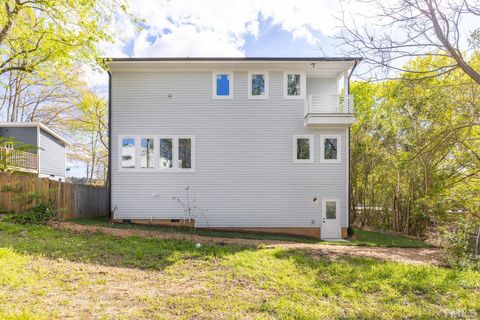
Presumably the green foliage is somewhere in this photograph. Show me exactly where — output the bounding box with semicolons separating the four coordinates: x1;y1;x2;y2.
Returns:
351;54;480;238
440;218;480;270
0;0;139;76
0;186;56;225
2;204;55;225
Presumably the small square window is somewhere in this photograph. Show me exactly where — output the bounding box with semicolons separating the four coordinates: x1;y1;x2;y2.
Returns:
321;135;341;163
324;138;337;160
213;72;232;98
284;72;305;99
248;72;268;99
121;137;136;168
293;135;313;163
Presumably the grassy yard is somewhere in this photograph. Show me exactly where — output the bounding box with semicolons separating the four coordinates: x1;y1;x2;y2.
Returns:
0;221;478;319
72;217;432;248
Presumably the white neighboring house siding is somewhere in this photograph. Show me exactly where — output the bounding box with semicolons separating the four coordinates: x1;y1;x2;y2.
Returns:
111;70;348;228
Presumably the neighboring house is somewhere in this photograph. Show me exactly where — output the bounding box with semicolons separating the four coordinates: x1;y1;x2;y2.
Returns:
107;57;360;239
0;122;70;181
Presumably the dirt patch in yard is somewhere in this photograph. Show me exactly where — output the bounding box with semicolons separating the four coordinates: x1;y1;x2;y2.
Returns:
266;243;444;266
50;221;445;266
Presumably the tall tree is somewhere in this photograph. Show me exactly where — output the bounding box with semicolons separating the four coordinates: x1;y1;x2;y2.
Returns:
350;55;479;236
0;65;83;123
338;0;480;83
67;88;108;185
0;0;134;76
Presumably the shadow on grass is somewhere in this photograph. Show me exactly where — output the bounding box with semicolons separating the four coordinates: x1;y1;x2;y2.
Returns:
0;222;256;271
272;248;479;302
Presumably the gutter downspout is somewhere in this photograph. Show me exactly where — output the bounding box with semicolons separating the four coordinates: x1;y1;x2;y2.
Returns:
107;70;112;221
347;59;359;234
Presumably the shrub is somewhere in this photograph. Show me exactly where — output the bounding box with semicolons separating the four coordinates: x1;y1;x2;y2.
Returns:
2;204;55;225
440;217;479;270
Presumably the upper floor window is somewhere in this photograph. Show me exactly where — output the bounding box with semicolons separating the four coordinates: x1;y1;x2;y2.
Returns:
284;72;305;99
293;135;314;163
320;134;341;163
248;72;268;99
213;72;232;99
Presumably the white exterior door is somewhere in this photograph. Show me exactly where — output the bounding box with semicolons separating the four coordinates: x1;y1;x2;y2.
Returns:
321;199;341;239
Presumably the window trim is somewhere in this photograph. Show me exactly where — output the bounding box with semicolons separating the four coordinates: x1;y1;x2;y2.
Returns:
118;135;195;172
293;134;314;163
320;134;341;163
322;198;340;220
212;71;233;99
248;71;269;99
283;71;306;99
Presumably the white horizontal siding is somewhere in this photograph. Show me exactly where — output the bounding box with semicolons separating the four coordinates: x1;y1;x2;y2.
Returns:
111;70;348;228
39;129;66;178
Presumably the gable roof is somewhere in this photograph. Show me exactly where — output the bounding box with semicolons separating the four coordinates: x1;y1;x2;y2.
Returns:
0;122;71;145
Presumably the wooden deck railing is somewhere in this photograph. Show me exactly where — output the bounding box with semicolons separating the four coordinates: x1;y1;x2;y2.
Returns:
0;146;38;171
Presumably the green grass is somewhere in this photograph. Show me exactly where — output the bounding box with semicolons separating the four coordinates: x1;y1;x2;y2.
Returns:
72;217;433;248
0;221;478;319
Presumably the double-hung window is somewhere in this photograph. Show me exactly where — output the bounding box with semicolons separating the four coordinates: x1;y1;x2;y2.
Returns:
284;72;306;99
320;134;341;163
248;72;268;99
213;72;233;99
293;135;314;163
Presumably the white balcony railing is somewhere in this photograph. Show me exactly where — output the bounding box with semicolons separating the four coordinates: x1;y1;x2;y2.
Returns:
305;94;354;116
0;146;38;171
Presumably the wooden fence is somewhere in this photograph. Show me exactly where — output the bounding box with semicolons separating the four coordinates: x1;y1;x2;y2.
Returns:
0;173;108;219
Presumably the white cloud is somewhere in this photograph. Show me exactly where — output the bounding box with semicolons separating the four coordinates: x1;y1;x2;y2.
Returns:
105;0;358;58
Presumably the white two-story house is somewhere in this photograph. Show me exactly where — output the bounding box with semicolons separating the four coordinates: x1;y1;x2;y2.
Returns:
107;57;360;239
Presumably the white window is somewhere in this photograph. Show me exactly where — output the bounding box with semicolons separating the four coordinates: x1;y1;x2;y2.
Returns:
140;137;155;168
118;135;195;172
178;137;193;169
293;135;314;163
159;137;173;169
323;199;340;219
248;71;268;99
212;72;233;99
120;137;136;169
320;134;341;163
283;72;306;99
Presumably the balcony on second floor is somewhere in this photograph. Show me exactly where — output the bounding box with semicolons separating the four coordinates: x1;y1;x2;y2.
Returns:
0;146;38;173
304;94;355;126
